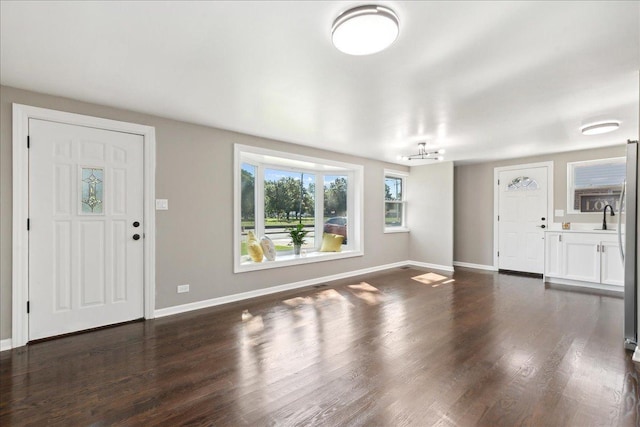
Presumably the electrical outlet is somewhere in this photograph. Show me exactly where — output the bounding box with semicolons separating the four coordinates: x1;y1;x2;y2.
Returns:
177;284;190;293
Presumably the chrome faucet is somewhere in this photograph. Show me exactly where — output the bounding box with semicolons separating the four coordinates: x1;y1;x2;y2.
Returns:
602;204;615;230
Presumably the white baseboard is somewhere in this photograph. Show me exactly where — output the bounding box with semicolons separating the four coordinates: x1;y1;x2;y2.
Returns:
0;338;13;352
154;261;409;318
633;347;640;363
543;276;624;294
453;261;497;271
406;260;454;272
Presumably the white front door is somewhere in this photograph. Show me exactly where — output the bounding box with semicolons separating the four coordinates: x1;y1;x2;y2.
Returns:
29;119;144;340
498;167;548;274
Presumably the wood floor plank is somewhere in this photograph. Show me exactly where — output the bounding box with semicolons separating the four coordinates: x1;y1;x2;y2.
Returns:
1;266;639;426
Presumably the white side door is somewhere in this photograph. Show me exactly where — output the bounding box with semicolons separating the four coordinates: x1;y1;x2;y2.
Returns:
498;167;548;274
29;119;144;340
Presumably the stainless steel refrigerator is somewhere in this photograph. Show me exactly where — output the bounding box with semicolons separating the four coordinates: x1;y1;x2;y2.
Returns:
623;139;639;350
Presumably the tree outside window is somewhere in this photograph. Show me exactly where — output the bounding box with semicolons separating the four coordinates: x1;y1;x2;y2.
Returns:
384;172;407;230
235;145;363;271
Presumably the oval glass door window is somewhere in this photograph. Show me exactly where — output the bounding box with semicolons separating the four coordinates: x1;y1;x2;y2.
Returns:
507;176;539;191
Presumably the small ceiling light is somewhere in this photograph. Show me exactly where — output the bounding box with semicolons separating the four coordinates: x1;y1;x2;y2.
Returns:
332;5;399;55
580;121;620;135
403;142;444;161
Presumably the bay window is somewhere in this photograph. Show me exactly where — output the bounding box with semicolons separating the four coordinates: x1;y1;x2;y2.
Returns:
235;145;363;272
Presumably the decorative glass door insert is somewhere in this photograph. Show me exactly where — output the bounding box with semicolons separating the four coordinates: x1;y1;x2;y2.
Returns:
81;167;104;214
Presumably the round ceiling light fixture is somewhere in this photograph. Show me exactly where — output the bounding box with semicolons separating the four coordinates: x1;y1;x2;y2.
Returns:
331;5;399;55
580;120;620;135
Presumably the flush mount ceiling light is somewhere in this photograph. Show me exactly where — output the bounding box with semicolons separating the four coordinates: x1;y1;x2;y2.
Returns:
331;5;399;55
580;121;620;135
402;143;444;161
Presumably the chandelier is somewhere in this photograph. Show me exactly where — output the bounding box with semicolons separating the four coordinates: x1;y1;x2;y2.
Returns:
402;143;445;161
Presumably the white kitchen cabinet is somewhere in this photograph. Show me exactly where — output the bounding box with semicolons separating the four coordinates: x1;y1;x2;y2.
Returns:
544;231;624;289
545;232;563;277
563;233;601;283
601;240;625;285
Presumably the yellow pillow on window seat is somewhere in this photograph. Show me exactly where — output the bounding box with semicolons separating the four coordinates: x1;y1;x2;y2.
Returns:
246;231;264;262
320;233;344;252
248;241;264;262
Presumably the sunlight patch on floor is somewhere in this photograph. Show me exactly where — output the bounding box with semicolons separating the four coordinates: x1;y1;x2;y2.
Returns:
348;282;379;292
347;281;384;305
283;296;314;307
240;310;265;347
433;278;456;288
411;272;453;287
283;289;353;309
315;288;353;306
241;310;264;332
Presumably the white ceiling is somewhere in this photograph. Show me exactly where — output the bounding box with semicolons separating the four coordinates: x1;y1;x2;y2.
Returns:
1;1;638;165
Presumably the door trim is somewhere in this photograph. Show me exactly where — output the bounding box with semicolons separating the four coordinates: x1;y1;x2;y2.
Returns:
12;104;156;348
493;161;554;271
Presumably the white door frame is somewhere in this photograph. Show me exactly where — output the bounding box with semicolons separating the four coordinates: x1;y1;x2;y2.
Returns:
493;161;554;270
12;104;156;348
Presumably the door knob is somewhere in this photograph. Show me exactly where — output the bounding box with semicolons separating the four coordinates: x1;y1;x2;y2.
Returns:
133;234;141;240
133;221;140;227
536;225;546;229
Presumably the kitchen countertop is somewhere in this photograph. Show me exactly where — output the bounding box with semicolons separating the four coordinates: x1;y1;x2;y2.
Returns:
545;228;621;234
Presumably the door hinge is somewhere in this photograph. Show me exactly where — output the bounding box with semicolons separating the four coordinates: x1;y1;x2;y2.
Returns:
497;179;500;185
27;135;30;149
497;215;500;221
27;301;30;314
27;218;30;231
497;251;500;257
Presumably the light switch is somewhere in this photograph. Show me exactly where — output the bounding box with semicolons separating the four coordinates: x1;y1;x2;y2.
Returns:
554;209;564;217
156;199;169;210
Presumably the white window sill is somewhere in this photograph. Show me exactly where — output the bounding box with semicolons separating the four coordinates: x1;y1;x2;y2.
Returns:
235;249;363;273
384;227;410;234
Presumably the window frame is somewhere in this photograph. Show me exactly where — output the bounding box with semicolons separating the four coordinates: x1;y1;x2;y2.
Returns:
566;157;625;214
384;169;409;233
259;164;319;254
234;144;364;273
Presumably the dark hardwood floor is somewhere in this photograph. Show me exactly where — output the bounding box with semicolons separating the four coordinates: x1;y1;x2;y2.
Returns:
1;266;639;426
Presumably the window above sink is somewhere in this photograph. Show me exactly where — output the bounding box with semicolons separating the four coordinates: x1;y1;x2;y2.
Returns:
567;157;625;214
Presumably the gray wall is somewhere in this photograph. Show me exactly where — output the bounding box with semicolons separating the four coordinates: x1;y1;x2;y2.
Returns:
454;145;626;267
407;161;454;269
0;85;411;340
